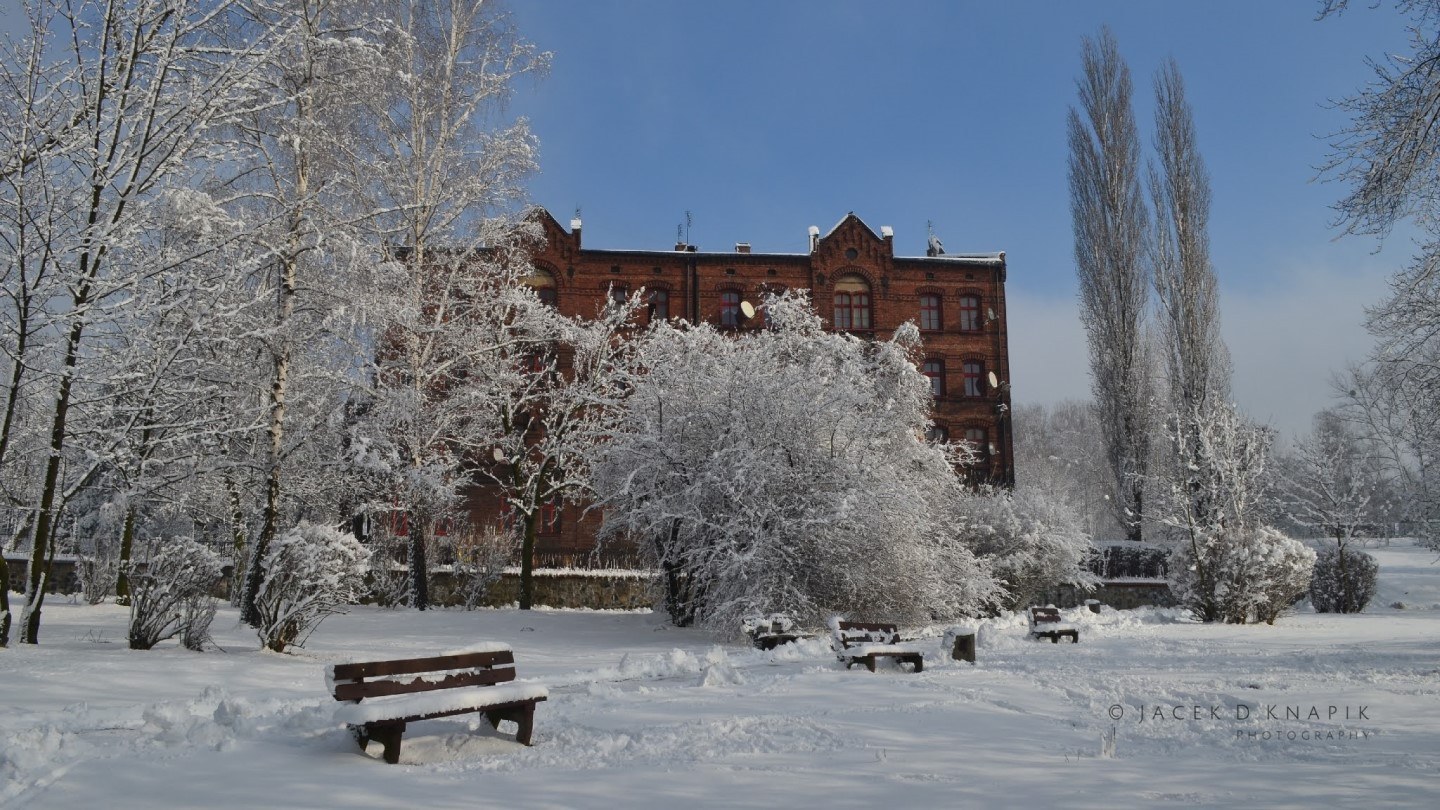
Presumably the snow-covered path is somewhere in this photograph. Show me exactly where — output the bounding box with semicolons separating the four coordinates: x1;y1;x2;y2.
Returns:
3;542;1438;809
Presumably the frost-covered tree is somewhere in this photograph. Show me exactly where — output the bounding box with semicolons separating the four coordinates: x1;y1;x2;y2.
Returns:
225;0;399;627
589;293;998;631
1011;400;1119;538
958;484;1098;613
1277;409;1395;557
1069;27;1155;543
0;0;270;645
1333;365;1438;547
347;0;546;610
469;287;643;610
253;522;368;653
1155;402;1312;623
1148;58;1235;557
1319;0;1440;549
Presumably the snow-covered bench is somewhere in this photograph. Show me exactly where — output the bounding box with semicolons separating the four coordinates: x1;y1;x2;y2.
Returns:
831;620;924;673
327;643;548;764
1027;606;1079;643
742;613;808;650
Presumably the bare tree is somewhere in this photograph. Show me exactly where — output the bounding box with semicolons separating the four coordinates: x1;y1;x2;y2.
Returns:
1068;27;1154;542
1319;0;1440;548
1277;409;1394;610
1149;58;1229;416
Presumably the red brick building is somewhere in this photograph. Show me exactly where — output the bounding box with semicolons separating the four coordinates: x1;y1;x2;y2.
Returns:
483;208;1014;564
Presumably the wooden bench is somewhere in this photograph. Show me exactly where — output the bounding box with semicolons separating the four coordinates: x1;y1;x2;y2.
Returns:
831;621;924;673
1027;606;1079;643
743;613;808;650
327;644;547;764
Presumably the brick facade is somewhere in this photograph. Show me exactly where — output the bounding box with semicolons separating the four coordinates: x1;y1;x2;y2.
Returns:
470;209;1015;563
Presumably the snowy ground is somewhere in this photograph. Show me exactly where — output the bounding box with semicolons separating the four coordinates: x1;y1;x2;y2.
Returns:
3;541;1438;810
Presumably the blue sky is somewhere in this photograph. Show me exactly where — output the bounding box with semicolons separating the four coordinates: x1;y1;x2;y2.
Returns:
0;1;1415;436
505;0;1416;436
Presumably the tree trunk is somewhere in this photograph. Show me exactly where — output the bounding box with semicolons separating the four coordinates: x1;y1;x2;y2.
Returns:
114;505;137;605
242;251;298;626
21;307;89;644
408;514;428;611
0;555;10;647
518;511;537;610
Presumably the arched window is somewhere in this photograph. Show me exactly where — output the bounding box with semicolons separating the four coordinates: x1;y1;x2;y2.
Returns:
525;267;558;307
925;424;949;443
919;294;942;331
832;274;871;331
959;295;982;332
719;290;741;328
962;360;985;397
922;359;945;398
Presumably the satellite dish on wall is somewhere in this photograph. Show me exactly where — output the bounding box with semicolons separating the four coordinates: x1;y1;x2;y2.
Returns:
987;371;999;389
740;300;756;319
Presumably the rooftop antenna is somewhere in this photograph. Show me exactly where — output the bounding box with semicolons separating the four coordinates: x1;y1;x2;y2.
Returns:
926;220;945;257
685;210;693;246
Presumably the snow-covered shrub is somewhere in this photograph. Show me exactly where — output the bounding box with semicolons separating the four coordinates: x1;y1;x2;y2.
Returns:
125;536;224;650
589;294;1000;632
1170;526;1315;625
1156;403;1313;623
958;484;1098;612
253;522;368;653
446;527;513;610
1309;547;1379;614
1244;528;1316;625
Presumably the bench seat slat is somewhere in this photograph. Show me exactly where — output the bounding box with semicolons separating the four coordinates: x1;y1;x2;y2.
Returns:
334;683;550;726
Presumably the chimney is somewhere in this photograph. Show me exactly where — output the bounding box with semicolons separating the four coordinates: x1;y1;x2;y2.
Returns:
570;217;582;249
735;242;751;254
674;241;688;252
807;225;820;252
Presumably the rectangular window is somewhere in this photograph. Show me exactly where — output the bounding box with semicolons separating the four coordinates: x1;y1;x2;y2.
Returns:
922;359;945;398
965;428;990;461
720;291;741;328
609;284;629;310
648;288;669;321
959;295;981;332
920;294;942;331
963;360;985;397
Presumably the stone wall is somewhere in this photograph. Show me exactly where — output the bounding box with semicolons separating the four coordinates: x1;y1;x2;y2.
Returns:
1039;580;1176;610
427;570;658;610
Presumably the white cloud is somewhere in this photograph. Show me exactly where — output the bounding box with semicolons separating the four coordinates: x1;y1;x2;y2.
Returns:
1005;267;1390;439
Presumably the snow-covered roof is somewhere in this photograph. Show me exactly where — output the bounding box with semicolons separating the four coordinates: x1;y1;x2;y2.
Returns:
915;251;1006;264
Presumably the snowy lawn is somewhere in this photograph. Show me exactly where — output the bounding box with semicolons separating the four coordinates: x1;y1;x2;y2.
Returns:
3;541;1439;809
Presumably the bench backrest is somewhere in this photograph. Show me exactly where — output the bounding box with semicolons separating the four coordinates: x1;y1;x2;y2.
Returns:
834;621;899;648
1029;607;1062;625
330;650;516;702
